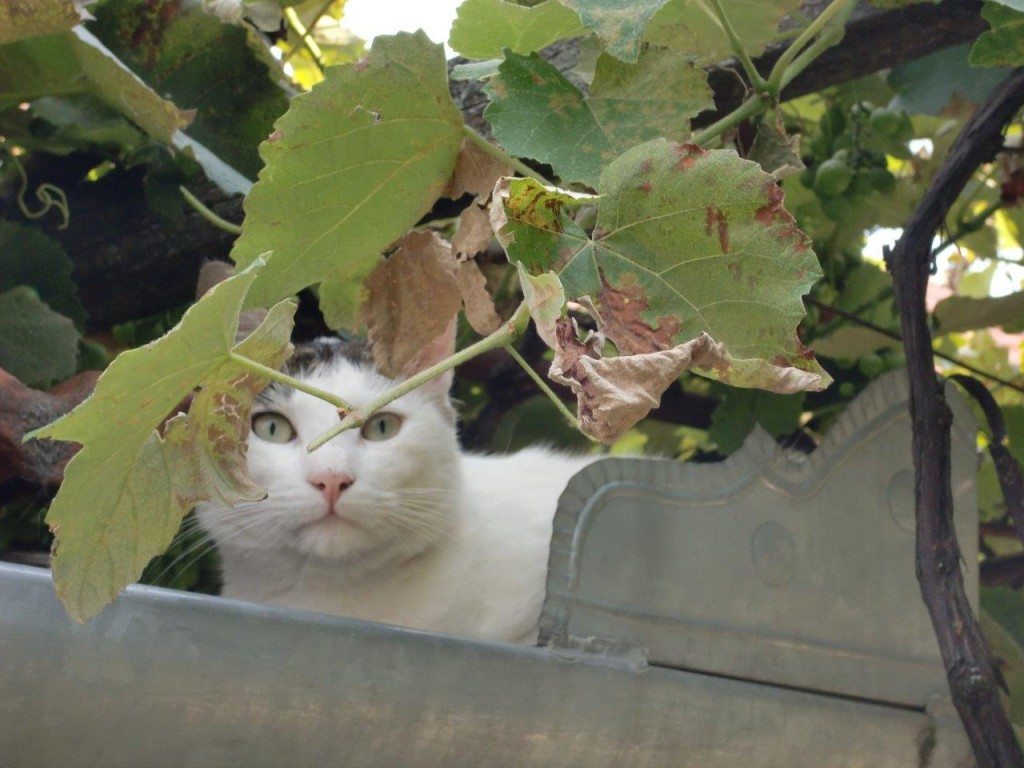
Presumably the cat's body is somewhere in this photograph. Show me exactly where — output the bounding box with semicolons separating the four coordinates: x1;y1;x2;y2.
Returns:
196;337;595;644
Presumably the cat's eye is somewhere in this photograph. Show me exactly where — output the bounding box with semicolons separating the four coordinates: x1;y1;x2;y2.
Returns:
361;412;402;442
251;412;296;444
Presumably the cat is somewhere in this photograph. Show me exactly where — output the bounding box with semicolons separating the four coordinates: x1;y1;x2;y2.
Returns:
195;329;597;644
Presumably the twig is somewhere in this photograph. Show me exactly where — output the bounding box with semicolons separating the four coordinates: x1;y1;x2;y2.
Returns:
228;352;352;413
883;67;1024;768
504;343;577;427
806;298;1024;395
950;374;1024;548
282;0;334;64
283;6;325;74
708;0;768;92
767;0;857;93
933;199;1003;257
179;186;243;235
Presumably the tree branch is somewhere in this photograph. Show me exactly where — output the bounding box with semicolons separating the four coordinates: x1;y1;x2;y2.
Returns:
884;67;1024;768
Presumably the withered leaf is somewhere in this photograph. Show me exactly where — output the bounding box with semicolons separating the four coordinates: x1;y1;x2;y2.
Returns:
454;259;503;335
550;318;822;444
452;203;494;260
361;230;464;378
444;138;511;202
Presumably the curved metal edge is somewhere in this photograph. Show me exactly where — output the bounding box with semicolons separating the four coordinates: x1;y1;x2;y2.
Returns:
539;369;978;647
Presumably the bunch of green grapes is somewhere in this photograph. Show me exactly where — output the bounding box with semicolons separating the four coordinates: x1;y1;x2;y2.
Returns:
800;102;911;222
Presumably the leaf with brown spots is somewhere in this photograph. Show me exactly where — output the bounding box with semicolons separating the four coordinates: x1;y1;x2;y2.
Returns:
493;139;831;391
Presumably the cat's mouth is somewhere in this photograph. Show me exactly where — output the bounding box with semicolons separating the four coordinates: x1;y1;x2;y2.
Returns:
299;509;364;531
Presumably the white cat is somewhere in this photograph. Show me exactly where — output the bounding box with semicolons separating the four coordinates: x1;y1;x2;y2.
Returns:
196;333;595;644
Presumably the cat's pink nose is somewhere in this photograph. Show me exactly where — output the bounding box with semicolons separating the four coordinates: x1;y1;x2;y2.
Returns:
308;470;354;509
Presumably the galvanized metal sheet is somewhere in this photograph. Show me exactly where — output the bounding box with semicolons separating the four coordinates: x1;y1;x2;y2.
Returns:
0;562;969;767
541;370;979;708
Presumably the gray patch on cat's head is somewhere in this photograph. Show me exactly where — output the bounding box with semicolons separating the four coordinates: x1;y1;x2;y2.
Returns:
257;336;457;425
257;337;373;405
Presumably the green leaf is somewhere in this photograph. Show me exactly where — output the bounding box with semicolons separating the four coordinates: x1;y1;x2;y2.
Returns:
0;28;192;141
971;2;1024;68
709;387;804;455
485;48;712;188
0;286;80;386
88;0;289;178
933;290;1024;335
0;221;85;325
645;0;796;63
494;139;831;391
231;31;464;325
0;0;80;45
32;266;297;621
889;43;1011;116
555;0;673;62
449;0;586;60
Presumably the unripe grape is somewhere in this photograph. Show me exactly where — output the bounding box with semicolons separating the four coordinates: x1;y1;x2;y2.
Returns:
814;159;853;197
858;353;885;378
868;107;904;137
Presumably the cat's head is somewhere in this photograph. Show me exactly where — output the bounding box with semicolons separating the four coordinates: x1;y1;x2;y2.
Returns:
196;328;461;572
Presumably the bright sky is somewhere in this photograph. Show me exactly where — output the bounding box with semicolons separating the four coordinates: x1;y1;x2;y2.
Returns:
344;0;462;53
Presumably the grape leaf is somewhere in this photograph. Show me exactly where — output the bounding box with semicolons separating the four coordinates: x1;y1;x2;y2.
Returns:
31;266;297;621
517;264;566;348
0;27;192;141
360;231;464;378
493;140;830;392
708;386;805;455
645;0;796;63
0;0;80;45
449;0;586;60
88;0;289;178
889;43;1010;115
231;32;464;324
484;47;712;188
554;0;673;62
0;221;85;326
971;2;1024;68
933;290;1024;334
0;287;80;387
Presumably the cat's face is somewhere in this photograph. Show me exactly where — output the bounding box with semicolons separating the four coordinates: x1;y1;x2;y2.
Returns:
196;342;460;568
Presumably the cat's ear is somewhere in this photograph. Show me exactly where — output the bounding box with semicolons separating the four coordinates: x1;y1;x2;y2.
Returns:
403;318;457;398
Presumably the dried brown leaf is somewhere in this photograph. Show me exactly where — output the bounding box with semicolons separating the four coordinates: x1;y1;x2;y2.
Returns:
549;318;821;444
361;231;463;378
454;260;502;334
452;203;494;260
444;138;510;202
